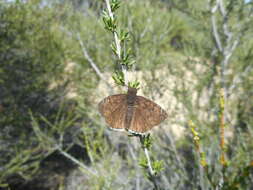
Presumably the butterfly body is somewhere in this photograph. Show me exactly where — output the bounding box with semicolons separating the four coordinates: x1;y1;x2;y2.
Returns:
98;87;167;134
125;88;137;130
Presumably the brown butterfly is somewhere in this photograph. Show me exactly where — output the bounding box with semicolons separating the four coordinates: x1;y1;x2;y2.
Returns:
98;87;168;134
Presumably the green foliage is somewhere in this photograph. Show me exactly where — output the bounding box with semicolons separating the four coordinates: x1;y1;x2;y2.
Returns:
139;156;148;169
139;155;164;176
112;71;125;86
102;0;136;87
128;80;140;89
103;11;117;32
152;160;165;175
139;134;152;150
0;0;85;186
0;0;59;168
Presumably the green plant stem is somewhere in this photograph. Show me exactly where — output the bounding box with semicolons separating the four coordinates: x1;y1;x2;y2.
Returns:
139;135;160;190
105;0;121;58
104;0;129;85
144;147;155;176
144;146;160;190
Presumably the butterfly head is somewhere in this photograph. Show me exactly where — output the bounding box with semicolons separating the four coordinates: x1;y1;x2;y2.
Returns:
127;87;137;96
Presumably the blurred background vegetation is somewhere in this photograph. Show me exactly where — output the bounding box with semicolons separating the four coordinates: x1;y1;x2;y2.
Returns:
0;0;252;189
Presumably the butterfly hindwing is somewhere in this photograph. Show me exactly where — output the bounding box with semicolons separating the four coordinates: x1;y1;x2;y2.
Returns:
128;105;152;134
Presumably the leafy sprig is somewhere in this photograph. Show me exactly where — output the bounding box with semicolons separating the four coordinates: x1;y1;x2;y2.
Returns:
103;0;136;87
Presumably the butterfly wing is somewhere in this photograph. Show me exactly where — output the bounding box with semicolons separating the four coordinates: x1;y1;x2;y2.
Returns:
128;96;168;134
98;94;127;130
127;106;150;134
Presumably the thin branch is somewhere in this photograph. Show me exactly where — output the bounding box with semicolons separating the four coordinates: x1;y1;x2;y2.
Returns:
218;0;226;17
57;147;98;177
59;27;113;92
211;1;223;52
105;0;121;58
218;0;232;41
77;33;113;92
138;135;160;190
143;146;160;190
222;38;240;76
218;0;228;36
144;147;155;176
218;6;240;100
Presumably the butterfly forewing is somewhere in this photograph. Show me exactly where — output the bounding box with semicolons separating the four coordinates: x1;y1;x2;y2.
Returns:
135;96;168;127
109;103;128;130
98;94;127;130
98;94;126;117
